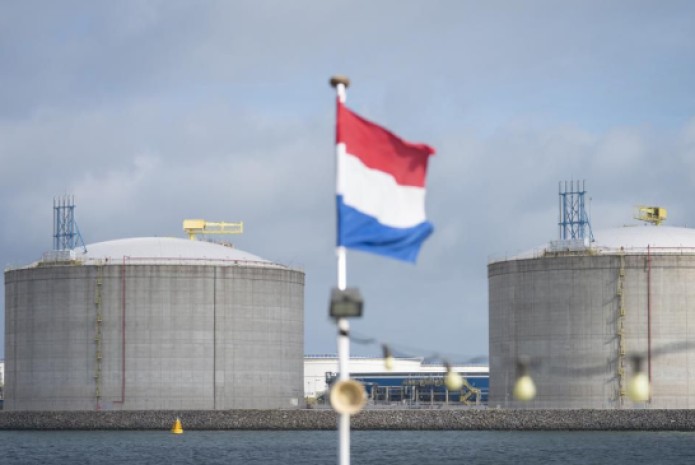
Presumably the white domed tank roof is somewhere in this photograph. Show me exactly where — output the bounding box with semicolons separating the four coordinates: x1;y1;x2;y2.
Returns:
31;237;284;268
591;226;695;251
511;226;695;260
80;237;268;262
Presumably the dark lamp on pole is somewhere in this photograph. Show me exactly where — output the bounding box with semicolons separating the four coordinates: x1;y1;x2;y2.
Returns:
329;288;364;319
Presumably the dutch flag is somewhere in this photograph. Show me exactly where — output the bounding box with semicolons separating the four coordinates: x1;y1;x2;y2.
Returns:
335;99;435;263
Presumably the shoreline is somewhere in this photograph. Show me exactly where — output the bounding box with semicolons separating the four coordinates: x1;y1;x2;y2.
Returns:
1;409;695;431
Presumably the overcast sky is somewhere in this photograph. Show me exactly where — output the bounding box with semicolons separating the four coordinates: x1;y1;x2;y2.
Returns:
2;1;695;362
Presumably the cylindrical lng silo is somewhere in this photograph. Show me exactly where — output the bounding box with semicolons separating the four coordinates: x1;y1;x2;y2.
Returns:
489;226;695;409
4;237;304;411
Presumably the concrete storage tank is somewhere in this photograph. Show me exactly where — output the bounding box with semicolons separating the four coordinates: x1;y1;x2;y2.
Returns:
489;226;695;409
4;237;304;411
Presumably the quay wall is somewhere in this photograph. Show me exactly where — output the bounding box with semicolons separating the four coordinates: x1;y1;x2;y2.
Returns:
1;409;695;431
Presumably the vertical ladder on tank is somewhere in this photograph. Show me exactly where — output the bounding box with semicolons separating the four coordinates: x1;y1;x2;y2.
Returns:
616;252;627;404
94;263;104;410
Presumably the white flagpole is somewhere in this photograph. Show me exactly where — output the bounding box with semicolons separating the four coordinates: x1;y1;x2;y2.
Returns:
330;75;351;465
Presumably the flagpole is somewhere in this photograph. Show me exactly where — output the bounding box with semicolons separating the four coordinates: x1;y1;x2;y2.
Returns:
330;74;351;465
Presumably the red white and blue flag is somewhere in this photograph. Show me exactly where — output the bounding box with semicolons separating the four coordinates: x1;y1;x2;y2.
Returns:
335;100;435;263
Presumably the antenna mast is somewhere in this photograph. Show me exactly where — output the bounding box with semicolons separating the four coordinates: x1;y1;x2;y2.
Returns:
558;180;594;242
53;196;87;252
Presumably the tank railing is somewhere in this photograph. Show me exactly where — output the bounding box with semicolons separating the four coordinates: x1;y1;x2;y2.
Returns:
595;246;695;255
489;245;695;264
81;255;302;270
9;255;305;272
487;246;560;264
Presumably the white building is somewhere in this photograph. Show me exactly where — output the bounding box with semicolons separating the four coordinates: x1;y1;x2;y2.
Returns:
304;355;488;400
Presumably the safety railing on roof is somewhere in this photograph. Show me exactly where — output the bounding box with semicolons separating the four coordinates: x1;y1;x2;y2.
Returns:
488;245;695;264
5;254;304;272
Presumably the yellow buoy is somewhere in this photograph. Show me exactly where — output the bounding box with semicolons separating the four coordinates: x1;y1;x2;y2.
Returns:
171;417;184;434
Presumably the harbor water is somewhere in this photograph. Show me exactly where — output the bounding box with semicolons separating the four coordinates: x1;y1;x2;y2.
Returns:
1;430;695;464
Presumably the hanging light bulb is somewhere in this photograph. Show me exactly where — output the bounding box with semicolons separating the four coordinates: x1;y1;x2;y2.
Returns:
444;362;464;391
627;356;650;402
513;375;536;401
382;344;394;371
513;356;536;401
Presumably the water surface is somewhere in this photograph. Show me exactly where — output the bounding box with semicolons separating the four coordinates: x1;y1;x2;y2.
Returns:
1;430;694;464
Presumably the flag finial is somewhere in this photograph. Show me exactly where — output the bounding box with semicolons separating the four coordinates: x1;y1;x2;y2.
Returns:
330;75;350;89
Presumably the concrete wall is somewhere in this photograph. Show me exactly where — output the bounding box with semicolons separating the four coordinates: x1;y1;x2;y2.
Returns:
4;263;304;411
488;253;695;409
4;409;695;431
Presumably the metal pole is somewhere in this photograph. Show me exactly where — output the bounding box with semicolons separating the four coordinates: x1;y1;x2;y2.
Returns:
337;315;350;465
558;181;561;240
331;75;351;465
647;244;652;402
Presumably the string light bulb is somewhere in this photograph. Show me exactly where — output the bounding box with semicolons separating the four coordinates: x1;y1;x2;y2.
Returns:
513;375;536;401
444;362;464;391
627;356;650;402
513;356;536;401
